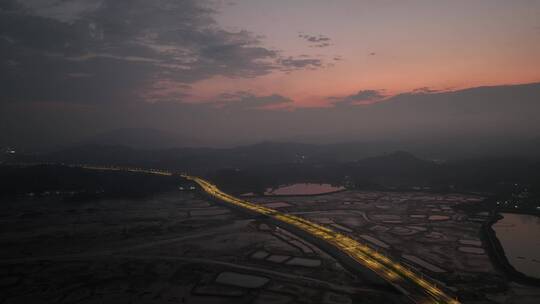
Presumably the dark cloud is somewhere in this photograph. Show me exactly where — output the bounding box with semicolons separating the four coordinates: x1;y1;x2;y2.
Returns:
3;82;539;150
411;87;440;94
0;0;323;105
311;42;330;48
279;57;322;71
0;0;25;11
213;91;293;110
299;33;331;43
329;90;386;106
298;33;332;47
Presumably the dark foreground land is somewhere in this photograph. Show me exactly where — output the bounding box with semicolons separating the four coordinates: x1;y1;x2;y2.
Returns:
1;164;540;303
0;188;392;303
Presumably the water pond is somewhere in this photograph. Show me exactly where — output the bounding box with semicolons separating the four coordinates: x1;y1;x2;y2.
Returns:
265;183;344;195
493;213;540;278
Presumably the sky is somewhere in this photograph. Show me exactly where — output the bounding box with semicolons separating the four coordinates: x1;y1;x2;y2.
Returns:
206;0;540;106
1;0;540;149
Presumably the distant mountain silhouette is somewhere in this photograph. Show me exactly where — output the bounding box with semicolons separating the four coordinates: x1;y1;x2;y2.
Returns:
12;141;417;170
4;83;540;155
363;151;421;162
80;128;200;149
349;151;437;186
9;143;540;194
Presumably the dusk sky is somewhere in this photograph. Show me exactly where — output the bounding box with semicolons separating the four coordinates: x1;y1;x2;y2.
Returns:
1;0;540;148
206;0;540;107
4;2;540;302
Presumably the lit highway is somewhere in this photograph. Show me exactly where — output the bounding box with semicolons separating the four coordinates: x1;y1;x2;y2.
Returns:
184;175;461;304
78;165;459;303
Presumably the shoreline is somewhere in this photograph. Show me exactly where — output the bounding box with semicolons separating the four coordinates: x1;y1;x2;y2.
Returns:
481;212;540;287
245;187;540;287
242;188;348;198
241;187;488;199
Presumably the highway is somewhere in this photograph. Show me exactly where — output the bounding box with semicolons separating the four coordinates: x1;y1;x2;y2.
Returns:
184;175;461;304
77;165;460;303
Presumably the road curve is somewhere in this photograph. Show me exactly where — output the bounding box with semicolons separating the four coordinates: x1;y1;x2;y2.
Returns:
76;165;460;303
185;175;460;304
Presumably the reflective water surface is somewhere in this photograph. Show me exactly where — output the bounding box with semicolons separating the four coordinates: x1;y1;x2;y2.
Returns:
493;213;540;278
265;183;344;195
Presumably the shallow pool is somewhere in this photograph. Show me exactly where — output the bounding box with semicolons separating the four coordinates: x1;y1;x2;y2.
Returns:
265;183;344;195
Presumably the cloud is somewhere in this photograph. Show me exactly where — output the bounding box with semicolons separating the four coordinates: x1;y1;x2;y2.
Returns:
299;33;331;43
0;0;324;105
298;33;332;47
4;82;539;149
279;56;322;71
213;91;293;110
329;90;386;106
0;0;25;11
313;42;331;48
21;0;104;23
411;87;440;94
